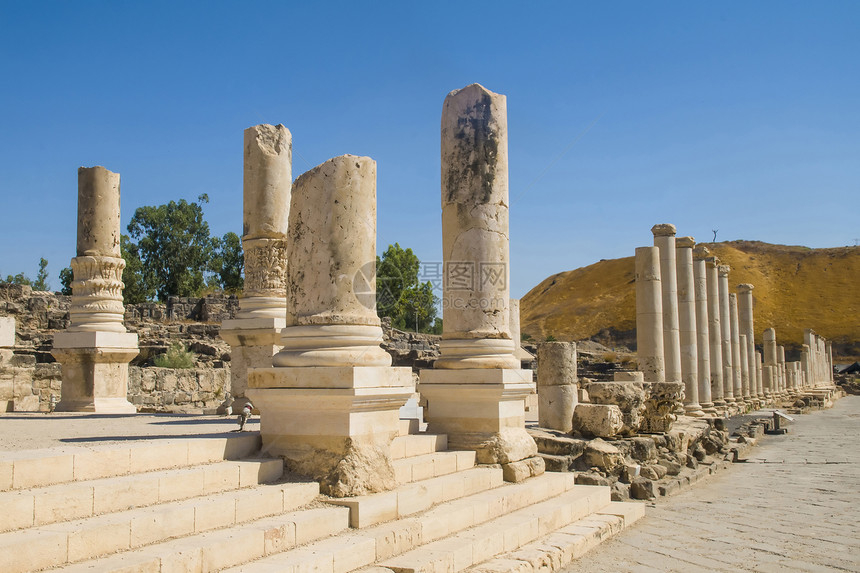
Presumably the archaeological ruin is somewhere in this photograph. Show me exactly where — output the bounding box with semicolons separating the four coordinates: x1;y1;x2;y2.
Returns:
0;83;849;573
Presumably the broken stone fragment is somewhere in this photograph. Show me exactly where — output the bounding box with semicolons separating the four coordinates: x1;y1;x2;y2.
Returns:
571;403;624;438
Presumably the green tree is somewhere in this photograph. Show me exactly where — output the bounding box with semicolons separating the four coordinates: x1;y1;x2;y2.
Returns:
3;272;31;285
120;235;156;303
211;232;244;294
59;266;73;295
127;194;216;301
33;258;49;291
376;243;438;332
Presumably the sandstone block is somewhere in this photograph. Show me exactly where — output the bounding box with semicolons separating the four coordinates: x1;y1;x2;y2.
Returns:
587;381;647;436
571;404;624;438
582;439;625;474
501;456;545;482
0;317;14;347
630;477;655;500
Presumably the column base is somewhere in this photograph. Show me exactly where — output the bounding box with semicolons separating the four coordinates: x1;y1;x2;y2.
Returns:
247;365;414;497
684;404;706;417
51;331;138;414
418;369;538;469
221;317;285;399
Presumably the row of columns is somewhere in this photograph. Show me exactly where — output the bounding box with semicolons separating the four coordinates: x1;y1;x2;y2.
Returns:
637;224;769;415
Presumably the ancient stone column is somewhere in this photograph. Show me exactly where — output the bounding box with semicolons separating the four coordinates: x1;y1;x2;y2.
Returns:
763;328;777;397
739;333;750;404
510;298;533;363
52;167;138;413
718;265;735;403
755;351;763;400
826;341;834;383
801;344;811;388
729;293;743;405
737;284;756;402
762;365;774;400
706;256;725;409
536;342;577;432
803;329;815;386
652;224;682;386
778;345;787;396
247;155;414;497
693;246;714;413
419;85;540;482
635;246;664;383
675;237;702;415
221;124;291;405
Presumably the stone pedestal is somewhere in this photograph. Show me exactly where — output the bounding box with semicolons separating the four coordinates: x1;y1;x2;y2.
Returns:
248;366;413;497
52;331;138;413
53;166;138;413
419;84;539;481
536;341;577;432
248;155;412;497
220;317;285;402
420;369;535;463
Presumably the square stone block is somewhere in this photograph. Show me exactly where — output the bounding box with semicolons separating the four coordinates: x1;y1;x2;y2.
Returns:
0;317;14;348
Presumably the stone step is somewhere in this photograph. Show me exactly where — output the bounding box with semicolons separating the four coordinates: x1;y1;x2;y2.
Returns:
219;472;589;573
0;457;283;532
390;433;447;460
377;485;612;572
326;466;504;528
0;480;321;573
466;502;645;572
392;450;476;485
398;418;420;437
0;433;261;491
50;505;349;573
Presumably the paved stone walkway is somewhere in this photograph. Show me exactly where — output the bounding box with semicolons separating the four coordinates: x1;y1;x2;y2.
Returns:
562;395;860;572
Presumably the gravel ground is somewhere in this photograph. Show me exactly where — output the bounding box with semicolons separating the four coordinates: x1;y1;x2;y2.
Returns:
0;412;260;453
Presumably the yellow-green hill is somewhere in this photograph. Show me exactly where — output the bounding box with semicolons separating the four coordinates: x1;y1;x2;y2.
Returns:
521;241;860;361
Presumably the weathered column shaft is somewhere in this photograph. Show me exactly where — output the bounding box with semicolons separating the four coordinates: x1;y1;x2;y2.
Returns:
436;83;517;370
652;224;682;384
755;351;763;398
729;293;743;402
706;257;725;406
778;346;787;394
675;237;701;414
801;344;811;388
718;266;735;402
536;342;577;433
239;124;291;318
826;341;834;382
636;246;664;383
739;333;750;401
737;284;757;399
693;246;713;410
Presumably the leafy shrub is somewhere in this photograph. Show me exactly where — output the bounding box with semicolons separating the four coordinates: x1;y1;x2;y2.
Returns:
153;343;195;369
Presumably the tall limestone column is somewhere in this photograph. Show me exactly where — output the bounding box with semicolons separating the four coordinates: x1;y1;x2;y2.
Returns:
693;246;715;413
706;256;725;409
221;124;292;406
737;284;757;401
738;333;750;403
801;345;811;388
652;224;682;386
803;329;816;385
52;167;138;413
636;246;664;383
755;351;764;399
826;341;834;383
718;265;735;403
419;84;541;481
675;237;702;415
247;155;414;497
763;328;778;397
778;345;788;396
729;293;744;405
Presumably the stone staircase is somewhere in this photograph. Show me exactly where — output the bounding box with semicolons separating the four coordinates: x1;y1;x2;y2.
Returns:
0;422;643;573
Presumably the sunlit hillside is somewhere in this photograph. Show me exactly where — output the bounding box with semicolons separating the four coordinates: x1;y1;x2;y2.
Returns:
521;241;860;360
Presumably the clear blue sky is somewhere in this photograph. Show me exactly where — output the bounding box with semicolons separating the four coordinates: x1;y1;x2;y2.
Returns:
1;1;858;296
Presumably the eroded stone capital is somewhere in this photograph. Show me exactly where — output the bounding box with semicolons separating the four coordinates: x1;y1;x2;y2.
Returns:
651;223;676;237
693;245;710;260
737;283;754;293
718;264;731;276
675;236;695;249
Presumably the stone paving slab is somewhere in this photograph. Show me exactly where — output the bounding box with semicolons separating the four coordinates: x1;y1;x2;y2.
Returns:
561;395;860;572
